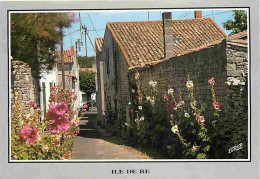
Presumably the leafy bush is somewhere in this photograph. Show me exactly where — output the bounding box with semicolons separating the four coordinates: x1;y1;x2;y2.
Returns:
78;56;95;68
79;71;96;95
127;73;225;159
104;101;126;137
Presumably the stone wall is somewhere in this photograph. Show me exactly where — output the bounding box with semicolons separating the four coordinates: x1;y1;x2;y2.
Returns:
96;50;105;126
113;40;130;107
130;41;227;108
226;43;248;84
11;60;35;111
225;43;248;158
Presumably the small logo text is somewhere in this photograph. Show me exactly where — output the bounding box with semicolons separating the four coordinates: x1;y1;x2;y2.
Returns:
229;143;243;154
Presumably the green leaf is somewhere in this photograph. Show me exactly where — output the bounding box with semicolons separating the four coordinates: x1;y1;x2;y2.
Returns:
190;122;194;126
197;153;206;159
204;145;210;152
191;150;196;156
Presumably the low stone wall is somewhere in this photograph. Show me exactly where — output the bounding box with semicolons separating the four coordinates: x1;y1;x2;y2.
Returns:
11;60;35;111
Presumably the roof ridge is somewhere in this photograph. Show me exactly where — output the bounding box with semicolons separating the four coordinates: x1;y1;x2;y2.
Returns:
106;17;211;25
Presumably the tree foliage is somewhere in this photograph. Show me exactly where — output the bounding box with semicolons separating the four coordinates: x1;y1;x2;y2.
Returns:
223;10;247;35
79;71;96;95
11;13;76;76
78;56;95;68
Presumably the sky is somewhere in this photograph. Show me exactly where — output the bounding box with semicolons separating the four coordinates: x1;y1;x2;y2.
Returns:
62;9;247;57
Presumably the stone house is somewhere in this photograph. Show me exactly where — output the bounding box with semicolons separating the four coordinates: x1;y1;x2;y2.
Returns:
96;11;228;125
56;46;80;110
11;46;81;115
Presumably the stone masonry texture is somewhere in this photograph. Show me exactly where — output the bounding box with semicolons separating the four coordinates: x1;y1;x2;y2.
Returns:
11;60;35;111
130;41;227;108
225;43;248;158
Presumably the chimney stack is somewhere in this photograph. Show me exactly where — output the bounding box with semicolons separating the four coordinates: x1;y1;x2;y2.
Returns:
194;11;202;18
162;12;174;59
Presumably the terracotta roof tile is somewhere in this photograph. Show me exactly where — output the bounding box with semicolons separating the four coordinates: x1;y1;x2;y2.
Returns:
227;30;247;47
107;18;227;69
57;46;75;64
95;37;104;52
227;30;247;40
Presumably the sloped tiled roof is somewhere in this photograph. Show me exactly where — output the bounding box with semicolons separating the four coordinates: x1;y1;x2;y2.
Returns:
227;30;247;47
227;30;247;40
95;37;104;52
106;18;227;69
57;47;75;64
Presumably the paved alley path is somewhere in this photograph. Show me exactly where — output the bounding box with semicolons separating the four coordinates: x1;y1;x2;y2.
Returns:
71;109;151;160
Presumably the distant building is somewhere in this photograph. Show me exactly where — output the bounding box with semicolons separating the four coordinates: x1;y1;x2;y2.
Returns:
56;46;80;110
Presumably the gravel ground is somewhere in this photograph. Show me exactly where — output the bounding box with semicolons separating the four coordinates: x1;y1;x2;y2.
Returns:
71;112;151;160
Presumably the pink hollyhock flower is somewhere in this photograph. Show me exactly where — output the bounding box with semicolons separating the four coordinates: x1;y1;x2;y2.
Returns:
19;125;37;145
54;102;68;116
73;96;77;101
50;86;55;91
200;115;205;124
73;130;79;136
68;92;74;96
27;127;37;143
28;101;35;107
57;116;69;131
164;95;168;101
192;145;198;151
208;77;215;85
20;125;30;136
49;121;59;133
213;101;220;111
46;104;60;120
19;133;26;145
194;113;200;122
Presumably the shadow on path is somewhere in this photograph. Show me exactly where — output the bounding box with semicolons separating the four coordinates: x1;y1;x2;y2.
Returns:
71;111;152;160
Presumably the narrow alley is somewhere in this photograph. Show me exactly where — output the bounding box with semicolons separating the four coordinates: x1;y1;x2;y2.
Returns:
71;108;151;160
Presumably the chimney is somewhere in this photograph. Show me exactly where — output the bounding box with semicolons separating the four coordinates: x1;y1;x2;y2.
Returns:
194;11;202;18
162;12;174;59
70;46;75;57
